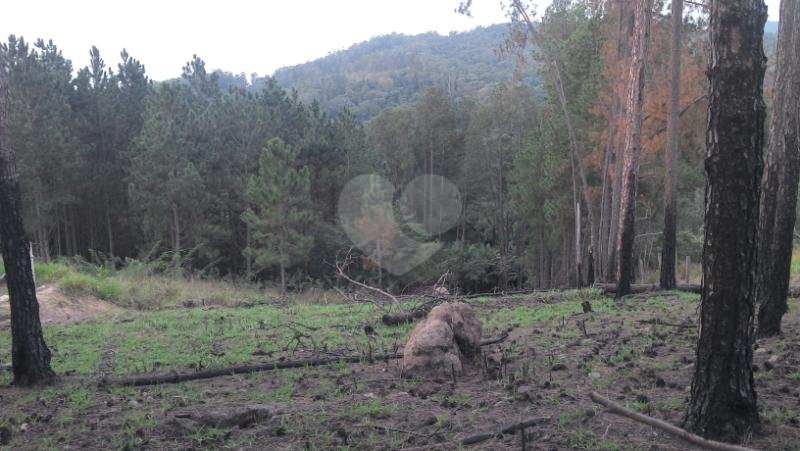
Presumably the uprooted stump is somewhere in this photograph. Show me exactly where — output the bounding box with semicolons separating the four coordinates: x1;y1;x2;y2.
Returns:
402;302;482;379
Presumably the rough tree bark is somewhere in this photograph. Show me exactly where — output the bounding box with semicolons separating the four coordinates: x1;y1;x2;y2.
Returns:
0;49;56;386
684;0;767;442
660;0;683;290
756;0;800;337
614;0;653;298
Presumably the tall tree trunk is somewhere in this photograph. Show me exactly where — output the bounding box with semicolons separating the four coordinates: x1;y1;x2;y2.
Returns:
684;0;767;442
245;223;253;280
756;0;800;337
660;0;683;290
606;0;635;279
105;197;114;258
0;51;56;386
614;0;653;298
171;203;181;268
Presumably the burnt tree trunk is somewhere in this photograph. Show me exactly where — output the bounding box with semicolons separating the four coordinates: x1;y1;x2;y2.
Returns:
684;0;767;442
0;50;56;386
660;0;683;290
756;0;800;338
614;0;653;298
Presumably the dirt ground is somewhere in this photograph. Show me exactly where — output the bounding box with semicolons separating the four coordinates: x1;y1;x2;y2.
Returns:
0;291;798;450
0;284;123;330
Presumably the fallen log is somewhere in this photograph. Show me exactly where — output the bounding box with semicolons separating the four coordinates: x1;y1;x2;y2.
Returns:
382;300;438;326
589;391;757;451
638;319;694;329
105;334;510;386
103;353;403;386
460;417;548;446
596;283;701;294
597;283;800;297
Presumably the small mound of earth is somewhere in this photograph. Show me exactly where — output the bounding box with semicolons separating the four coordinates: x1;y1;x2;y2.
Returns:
0;284;123;330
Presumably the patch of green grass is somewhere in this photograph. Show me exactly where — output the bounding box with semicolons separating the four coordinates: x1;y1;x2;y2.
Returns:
481;292;616;332
34;262;73;284
345;399;393;419
566;429;631;451
791;247;800;278
790;372;800;382
767;407;790;425
113;411;157;450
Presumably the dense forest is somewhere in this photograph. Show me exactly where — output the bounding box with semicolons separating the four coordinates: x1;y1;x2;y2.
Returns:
0;4;778;295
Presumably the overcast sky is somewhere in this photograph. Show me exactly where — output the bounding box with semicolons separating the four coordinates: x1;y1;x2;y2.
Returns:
0;0;782;81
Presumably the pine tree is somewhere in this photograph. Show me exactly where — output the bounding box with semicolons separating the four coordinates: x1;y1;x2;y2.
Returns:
242;138;316;292
684;0;767;441
0;41;56;386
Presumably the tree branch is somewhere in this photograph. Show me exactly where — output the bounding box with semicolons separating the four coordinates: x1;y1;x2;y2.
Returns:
589;391;757;451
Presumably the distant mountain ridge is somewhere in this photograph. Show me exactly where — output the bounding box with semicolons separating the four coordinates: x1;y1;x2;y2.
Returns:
264;24;538;120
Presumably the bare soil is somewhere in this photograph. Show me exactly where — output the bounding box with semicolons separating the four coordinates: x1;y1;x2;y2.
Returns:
0;284;123;330
0;292;798;450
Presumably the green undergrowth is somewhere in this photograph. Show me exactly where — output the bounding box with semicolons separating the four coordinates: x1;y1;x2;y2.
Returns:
29;260;268;309
0;288;618;380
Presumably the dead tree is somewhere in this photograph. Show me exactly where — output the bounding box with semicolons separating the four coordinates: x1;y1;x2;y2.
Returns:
605;0;636;280
756;0;800;337
660;0;684;290
614;0;653;298
684;0;767;442
0;49;55;386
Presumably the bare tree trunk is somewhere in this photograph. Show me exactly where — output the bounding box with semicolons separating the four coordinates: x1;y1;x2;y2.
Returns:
576;201;582;288
0;51;55;386
615;0;653;298
606;0;635;280
684;0;767;442
660;0;683;290
245;223;253;280
105;197;114;258
171;203;181;268
756;0;800;337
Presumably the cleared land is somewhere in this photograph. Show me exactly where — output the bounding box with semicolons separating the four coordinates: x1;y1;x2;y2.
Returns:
0;269;798;450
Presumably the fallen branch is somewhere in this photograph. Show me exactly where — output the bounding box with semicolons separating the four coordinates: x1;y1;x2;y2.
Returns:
460;417;548;446
597;283;800;297
638;319;694;329
381;308;429;326
478;331;509;346
588;391;757;451
103;353;403;386
335;251;404;311
381;299;442;326
104;334;509;387
596;283;701;294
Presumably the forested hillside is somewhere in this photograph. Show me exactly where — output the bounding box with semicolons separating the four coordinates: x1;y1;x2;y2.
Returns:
269;24;539;119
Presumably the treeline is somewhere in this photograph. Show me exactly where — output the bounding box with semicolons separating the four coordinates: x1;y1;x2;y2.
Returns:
3;2;719;293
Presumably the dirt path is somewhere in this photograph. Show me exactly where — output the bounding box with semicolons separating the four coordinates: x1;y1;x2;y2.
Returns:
0;284;123;330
